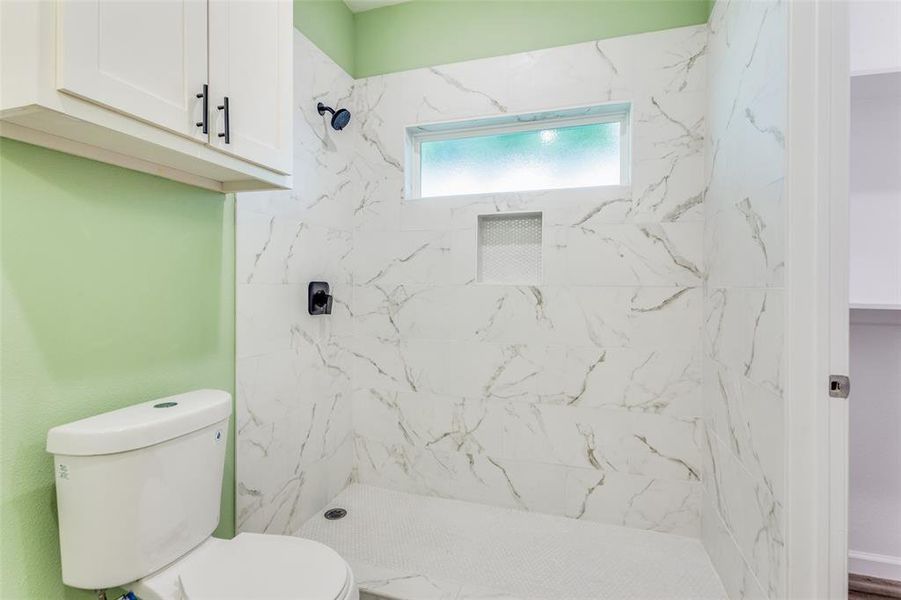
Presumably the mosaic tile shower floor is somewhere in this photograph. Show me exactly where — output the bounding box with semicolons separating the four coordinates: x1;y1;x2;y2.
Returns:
299;484;727;600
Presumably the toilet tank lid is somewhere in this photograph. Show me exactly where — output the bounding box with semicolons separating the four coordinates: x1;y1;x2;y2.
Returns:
46;389;231;456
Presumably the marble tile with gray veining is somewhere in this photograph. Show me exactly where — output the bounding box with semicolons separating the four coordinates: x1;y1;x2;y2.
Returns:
702;0;788;594
703;430;784;598
344;23;710;540
564;467;702;536
545;222;704;286
239;23;719;548
236;31;357;536
701;490;769;600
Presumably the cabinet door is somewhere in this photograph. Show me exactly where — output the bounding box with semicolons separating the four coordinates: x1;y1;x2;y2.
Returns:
58;0;208;141
208;0;292;173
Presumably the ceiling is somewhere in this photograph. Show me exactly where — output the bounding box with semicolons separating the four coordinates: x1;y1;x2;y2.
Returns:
343;0;411;13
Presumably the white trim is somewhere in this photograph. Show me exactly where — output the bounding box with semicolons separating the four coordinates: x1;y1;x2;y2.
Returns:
848;551;901;581
849;303;901;311
785;1;829;591
785;1;850;598
0;121;223;192
404;103;631;200
850;67;901;78
826;3;851;599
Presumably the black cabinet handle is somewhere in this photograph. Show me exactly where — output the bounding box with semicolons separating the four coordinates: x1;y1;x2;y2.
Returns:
217;97;230;144
195;84;208;134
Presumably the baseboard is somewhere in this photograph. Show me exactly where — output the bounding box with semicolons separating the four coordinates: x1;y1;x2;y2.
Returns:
849;550;901;586
849;573;901;598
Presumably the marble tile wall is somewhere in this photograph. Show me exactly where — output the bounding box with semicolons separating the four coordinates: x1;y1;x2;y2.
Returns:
701;0;787;597
237;20;789;564
235;32;358;534
349;25;709;537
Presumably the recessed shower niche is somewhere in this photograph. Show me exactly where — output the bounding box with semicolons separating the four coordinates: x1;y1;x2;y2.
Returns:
477;212;542;285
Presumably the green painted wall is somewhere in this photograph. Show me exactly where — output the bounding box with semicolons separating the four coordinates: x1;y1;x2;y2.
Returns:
294;0;356;75
295;0;711;78
353;0;711;77
0;139;236;600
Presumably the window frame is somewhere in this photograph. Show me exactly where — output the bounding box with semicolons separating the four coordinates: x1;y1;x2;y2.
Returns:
405;103;632;200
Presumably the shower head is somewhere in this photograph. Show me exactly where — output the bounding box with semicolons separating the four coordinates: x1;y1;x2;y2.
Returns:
317;102;351;131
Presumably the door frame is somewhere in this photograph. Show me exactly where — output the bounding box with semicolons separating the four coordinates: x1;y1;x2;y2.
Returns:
785;0;850;598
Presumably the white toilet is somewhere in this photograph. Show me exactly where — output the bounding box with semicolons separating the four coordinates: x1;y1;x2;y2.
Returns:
46;389;358;600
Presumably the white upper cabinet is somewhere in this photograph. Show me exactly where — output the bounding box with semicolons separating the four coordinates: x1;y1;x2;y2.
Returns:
0;0;292;192
209;0;292;173
58;0;208;141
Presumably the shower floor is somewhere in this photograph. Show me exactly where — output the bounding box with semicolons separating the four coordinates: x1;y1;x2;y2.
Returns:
298;484;726;600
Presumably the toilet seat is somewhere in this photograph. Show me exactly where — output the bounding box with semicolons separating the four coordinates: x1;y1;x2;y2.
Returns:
131;533;355;600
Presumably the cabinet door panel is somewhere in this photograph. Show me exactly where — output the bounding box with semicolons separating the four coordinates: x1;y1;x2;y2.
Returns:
58;0;207;140
208;0;291;173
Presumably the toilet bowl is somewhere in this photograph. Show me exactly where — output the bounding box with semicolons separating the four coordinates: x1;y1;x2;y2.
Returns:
131;533;358;600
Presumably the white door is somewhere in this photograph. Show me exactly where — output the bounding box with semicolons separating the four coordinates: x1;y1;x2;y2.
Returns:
57;0;209;141
208;0;292;174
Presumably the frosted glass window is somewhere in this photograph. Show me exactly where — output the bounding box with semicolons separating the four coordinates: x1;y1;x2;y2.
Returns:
408;105;629;199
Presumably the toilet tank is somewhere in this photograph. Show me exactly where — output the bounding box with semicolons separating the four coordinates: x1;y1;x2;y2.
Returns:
46;389;231;590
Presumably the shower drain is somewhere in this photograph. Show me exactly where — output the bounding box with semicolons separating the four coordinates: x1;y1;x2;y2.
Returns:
323;507;347;520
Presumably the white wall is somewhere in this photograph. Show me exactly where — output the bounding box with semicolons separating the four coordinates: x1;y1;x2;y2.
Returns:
848;67;901;581
849;73;901;308
850;0;901;76
849;313;901;580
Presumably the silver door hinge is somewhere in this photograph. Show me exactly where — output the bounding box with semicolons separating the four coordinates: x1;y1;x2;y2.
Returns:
829;375;850;398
